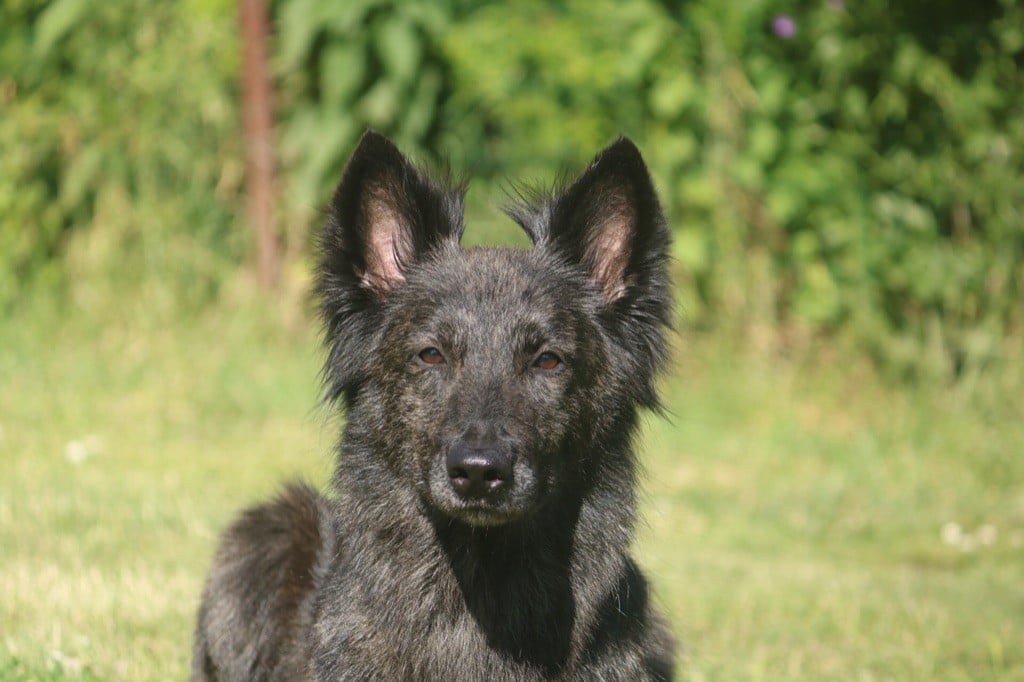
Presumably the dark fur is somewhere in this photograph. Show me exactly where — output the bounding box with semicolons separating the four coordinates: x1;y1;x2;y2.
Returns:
192;131;676;680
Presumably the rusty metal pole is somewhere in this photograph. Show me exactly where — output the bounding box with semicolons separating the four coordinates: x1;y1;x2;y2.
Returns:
239;0;279;290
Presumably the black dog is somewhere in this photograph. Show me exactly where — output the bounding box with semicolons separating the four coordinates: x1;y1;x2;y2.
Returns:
192;131;676;680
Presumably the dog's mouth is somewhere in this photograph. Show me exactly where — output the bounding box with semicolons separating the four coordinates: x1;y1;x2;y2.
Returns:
431;482;533;527
445;500;526;527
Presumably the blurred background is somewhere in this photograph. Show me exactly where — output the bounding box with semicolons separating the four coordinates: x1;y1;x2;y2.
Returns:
2;0;1022;679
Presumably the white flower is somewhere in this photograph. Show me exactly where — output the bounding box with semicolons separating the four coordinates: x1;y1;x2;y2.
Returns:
65;440;89;464
65;434;103;464
940;522;962;546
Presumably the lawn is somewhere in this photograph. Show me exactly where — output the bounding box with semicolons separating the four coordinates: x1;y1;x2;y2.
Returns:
2;290;1021;680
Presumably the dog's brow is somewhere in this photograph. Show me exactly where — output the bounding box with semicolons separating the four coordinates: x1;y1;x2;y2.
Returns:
512;320;561;352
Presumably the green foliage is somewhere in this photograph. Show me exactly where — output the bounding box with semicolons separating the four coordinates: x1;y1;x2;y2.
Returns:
5;0;1023;378
441;0;1024;379
272;0;454;236
440;0;656;176
0;0;242;312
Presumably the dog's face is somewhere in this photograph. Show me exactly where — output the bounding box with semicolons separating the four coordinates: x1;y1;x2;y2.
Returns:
380;246;596;526
317;132;670;527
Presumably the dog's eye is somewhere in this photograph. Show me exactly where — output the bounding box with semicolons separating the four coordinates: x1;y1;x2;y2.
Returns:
533;351;561;370
418;347;446;365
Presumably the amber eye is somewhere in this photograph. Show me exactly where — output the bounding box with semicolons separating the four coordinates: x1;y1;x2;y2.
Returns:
533;351;561;370
418;347;446;365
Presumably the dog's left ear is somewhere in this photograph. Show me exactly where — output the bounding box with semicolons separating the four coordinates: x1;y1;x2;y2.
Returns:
540;137;672;407
543;137;671;304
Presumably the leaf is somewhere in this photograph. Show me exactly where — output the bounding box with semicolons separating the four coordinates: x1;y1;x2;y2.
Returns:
321;42;366;106
794;261;842;325
619;21;666;81
358;80;399;127
277;0;320;71
399;68;440;141
318;0;376;33
748;120;780;163
60;145;104;210
673;228;709;272
375;17;420;85
32;0;90;60
649;73;695;119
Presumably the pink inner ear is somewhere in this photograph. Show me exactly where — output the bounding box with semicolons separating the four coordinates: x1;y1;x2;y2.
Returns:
586;193;634;301
361;187;411;292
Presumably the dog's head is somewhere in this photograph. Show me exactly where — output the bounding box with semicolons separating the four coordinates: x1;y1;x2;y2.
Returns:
317;131;671;527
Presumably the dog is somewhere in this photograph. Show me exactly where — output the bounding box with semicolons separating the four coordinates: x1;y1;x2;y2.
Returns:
191;130;676;680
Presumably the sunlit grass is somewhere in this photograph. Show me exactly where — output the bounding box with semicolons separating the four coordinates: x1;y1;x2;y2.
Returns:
2;292;1021;680
638;341;1023;680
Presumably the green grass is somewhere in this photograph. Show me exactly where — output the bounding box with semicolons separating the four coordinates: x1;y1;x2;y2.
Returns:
2;292;1022;680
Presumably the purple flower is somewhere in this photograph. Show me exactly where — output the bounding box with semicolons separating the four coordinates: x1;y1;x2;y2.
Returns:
772;15;797;39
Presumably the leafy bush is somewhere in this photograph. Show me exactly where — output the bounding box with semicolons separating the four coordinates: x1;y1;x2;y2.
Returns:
271;0;456;244
0;0;242;312
5;0;1023;378
441;0;1024;378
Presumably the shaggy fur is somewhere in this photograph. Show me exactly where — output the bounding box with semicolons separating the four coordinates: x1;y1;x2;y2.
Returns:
192;131;676;680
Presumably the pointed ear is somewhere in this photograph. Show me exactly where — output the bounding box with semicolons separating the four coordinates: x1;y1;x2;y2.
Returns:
544;137;669;303
315;131;464;404
321;130;464;297
538;137;672;409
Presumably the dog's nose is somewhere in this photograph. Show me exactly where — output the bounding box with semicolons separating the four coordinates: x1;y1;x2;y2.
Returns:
446;444;512;499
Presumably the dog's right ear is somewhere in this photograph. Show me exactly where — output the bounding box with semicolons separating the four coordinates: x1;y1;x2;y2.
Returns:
316;131;464;403
319;130;464;297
